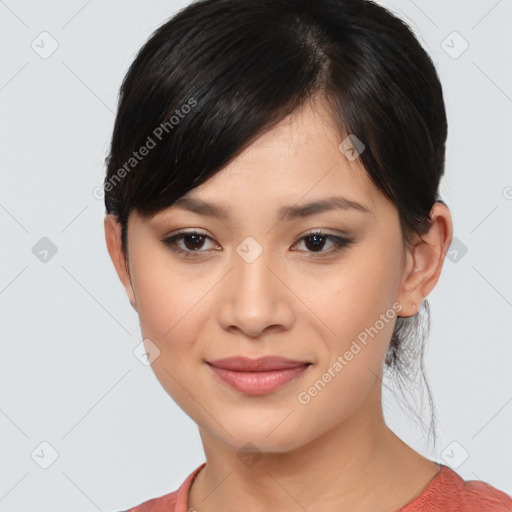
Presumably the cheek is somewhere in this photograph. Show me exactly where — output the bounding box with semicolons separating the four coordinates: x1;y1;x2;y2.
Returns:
130;254;216;418
130;243;192;330
290;240;402;408
127;243;236;396
128;246;212;364
296;241;401;348
292;269;401;443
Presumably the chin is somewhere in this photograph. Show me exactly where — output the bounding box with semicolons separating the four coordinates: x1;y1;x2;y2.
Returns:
207;415;311;455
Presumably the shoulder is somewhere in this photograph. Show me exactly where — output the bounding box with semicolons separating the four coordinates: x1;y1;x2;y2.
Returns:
401;464;512;512
118;462;206;512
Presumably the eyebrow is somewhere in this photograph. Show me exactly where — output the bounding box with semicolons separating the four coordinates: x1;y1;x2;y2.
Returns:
171;195;373;221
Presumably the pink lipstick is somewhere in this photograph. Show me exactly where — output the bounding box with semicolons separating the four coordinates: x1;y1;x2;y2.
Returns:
207;356;311;395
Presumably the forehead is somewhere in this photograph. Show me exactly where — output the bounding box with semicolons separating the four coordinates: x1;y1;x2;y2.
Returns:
150;97;392;223
184;101;378;205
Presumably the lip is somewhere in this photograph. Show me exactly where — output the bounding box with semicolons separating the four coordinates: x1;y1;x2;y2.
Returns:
208;356;310;371
207;356;311;395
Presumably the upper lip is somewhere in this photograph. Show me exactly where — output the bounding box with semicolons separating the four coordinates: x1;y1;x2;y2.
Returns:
207;356;311;372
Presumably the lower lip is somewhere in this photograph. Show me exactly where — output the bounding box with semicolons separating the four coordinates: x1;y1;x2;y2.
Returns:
208;364;310;395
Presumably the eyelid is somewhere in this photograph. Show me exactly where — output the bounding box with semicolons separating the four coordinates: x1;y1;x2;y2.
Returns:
299;228;350;238
167;228;210;237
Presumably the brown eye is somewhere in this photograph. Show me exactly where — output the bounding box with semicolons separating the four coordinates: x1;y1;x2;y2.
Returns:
293;231;353;255
181;233;206;250
162;230;218;256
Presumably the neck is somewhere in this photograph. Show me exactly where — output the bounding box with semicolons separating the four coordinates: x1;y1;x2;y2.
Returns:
188;381;438;512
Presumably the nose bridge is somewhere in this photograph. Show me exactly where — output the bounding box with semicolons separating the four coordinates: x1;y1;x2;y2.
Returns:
233;237;277;311
218;235;293;336
235;243;273;299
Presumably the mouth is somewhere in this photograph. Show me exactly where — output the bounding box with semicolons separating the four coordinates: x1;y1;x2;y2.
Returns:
206;356;312;395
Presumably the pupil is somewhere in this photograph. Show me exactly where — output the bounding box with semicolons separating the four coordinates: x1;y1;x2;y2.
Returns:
307;234;324;251
185;234;203;250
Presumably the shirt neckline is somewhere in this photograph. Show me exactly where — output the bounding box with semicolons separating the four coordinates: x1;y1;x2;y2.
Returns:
177;461;448;512
395;462;445;511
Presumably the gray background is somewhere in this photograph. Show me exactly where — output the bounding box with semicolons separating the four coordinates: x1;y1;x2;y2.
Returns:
1;0;511;510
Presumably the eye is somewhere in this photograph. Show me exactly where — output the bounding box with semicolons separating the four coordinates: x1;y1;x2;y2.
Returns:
162;230;219;257
162;229;353;258
292;230;353;255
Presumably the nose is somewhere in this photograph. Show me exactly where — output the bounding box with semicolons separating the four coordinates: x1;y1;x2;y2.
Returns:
216;248;295;338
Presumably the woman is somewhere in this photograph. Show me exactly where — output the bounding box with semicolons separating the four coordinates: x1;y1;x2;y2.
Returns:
103;0;512;510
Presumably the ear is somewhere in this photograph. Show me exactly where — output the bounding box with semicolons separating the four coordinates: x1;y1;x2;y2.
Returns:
396;202;453;317
104;214;137;310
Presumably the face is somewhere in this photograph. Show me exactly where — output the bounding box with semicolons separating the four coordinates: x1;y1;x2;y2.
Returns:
106;98;437;454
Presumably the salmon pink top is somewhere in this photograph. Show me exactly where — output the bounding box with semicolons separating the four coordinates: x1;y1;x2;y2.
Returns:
121;462;512;512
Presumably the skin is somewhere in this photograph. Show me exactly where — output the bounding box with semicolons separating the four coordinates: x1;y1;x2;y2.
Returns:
105;96;453;512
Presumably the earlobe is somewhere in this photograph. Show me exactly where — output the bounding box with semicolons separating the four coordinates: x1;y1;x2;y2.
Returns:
104;214;137;310
397;202;453;316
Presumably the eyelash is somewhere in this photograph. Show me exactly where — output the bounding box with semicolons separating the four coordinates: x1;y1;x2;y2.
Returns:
161;230;353;258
